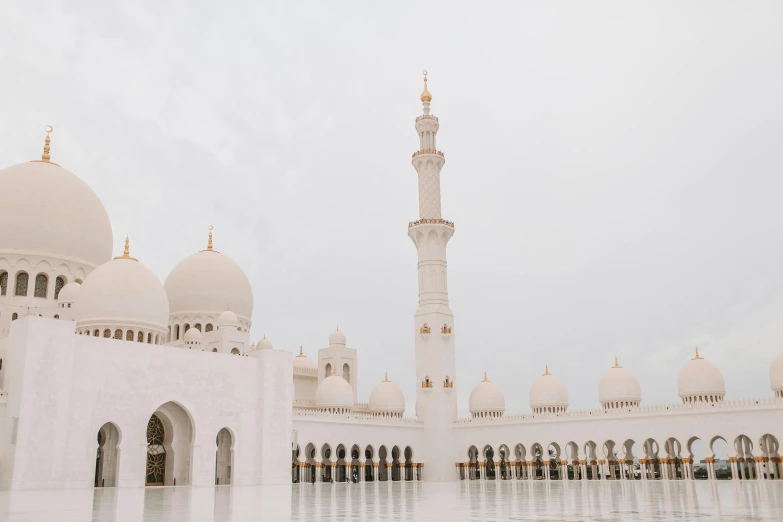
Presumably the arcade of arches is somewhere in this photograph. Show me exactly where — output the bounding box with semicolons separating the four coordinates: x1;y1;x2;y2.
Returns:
456;434;782;481
92;402;236;487
292;444;421;483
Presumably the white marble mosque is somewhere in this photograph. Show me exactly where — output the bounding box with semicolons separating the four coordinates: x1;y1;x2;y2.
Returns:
0;76;781;500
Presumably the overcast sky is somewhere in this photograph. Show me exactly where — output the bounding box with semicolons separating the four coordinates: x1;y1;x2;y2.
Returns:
2;2;782;416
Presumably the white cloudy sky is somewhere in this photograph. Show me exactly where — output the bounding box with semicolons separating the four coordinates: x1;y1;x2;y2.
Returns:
2;2;782;416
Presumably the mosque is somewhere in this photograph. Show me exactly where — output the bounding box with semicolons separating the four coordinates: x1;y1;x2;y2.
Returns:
0;77;781;490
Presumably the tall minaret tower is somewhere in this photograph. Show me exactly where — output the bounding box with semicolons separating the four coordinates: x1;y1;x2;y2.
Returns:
408;72;457;482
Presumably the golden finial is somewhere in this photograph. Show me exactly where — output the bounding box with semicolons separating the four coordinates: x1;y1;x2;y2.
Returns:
42;125;53;162
114;235;138;261
297;345;304;357
482;371;489;382
693;347;702;360
207;225;214;251
331;366;338;376
384;372;389;382
543;365;550;376
613;356;621;368
420;70;432;103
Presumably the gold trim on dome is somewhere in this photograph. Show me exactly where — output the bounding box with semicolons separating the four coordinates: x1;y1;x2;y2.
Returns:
543;365;550;376
296;345;306;357
693;347;702;360
420;70;432;103
114;236;138;261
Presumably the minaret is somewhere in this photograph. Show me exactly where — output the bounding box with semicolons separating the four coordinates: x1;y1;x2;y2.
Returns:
408;72;457;482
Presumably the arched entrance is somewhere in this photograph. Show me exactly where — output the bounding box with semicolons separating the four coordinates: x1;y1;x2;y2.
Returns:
94;422;121;487
215;427;234;485
146;415;166;486
145;402;195;486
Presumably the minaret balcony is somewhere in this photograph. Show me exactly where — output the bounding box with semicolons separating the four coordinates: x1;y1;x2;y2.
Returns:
408;218;454;229
415;115;438;122
412;149;444;159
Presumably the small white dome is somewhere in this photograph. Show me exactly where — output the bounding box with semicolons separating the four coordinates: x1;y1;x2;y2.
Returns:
0;160;113;268
58;281;82;303
74;242;168;335
329;328;346;346
315;372;354;409
218;309;239;329
293;346;317;371
530;366;569;412
369;374;405;414
469;373;505;416
677;349;726;402
598;358;642;406
184;327;202;343
770;352;783;393
257;336;273;350
164;247;253;323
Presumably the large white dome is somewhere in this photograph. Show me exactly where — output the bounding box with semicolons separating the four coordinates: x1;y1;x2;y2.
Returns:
0;160;112;268
164;248;253;323
677;349;726;402
315;373;354;410
369;374;405;415
770;352;783;395
469;373;505;417
598;358;642;408
530;366;569;413
74;242;169;335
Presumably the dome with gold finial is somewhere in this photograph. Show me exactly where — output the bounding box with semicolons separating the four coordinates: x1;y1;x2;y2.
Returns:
164;226;253;330
369;373;405;416
74;237;169;341
420;71;432;103
0;126;113;268
598;357;642;409
468;372;506;418
529;365;569;413
677;348;726;404
294;345;317;372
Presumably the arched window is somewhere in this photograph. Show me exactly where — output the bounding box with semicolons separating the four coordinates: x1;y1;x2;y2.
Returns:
154;334;159;344
343;363;351;384
54;276;65;299
34;274;48;298
146;415;166;486
126;330;134;341
138;331;144;343
0;271;7;295
15;272;29;296
103;329;111;338
212;348;218;352
113;329;122;340
93;329;99;336
54;314;59;319
231;348;240;355
12;313;18;321
174;325;180;340
194;323;202;332
205;323;213;332
147;333;152;344
325;363;332;379
184;324;190;333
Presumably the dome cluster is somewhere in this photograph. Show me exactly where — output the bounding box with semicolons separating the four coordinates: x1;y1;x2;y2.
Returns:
466;347;771;418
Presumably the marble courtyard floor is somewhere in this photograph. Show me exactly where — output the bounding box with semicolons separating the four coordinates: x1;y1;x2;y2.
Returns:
0;480;780;521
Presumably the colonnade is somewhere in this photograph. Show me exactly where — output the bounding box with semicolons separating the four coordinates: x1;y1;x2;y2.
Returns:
294;460;422;483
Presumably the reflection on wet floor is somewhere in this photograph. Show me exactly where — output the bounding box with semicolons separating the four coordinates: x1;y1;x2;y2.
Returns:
0;480;780;521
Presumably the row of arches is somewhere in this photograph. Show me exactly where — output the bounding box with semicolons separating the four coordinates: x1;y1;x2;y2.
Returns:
458;433;782;481
93;401;234;487
323;363;351;383
292;443;420;483
76;329;165;345
0;271;67;299
170;321;250;342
